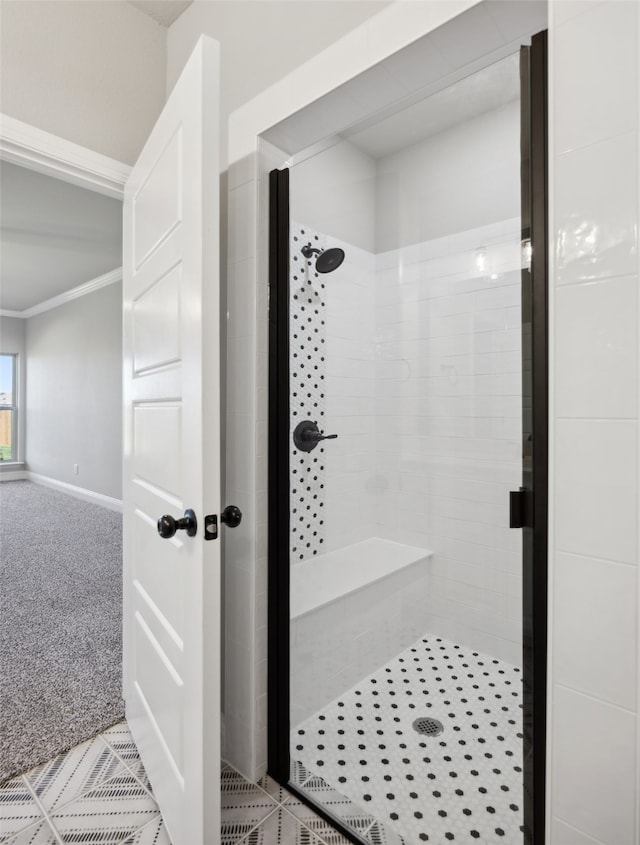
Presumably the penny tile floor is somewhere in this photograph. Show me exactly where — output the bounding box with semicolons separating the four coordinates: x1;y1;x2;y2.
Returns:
293;633;524;845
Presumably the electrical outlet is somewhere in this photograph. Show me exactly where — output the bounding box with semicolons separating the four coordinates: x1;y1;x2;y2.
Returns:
73;464;79;475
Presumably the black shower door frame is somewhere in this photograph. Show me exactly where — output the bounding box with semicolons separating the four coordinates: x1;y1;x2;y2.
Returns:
267;30;548;845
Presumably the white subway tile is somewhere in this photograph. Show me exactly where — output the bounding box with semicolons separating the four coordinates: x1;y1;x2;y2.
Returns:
555;132;638;285
555;419;638;564
555;276;638;419
554;552;637;711
554;0;638;154
552;686;637;845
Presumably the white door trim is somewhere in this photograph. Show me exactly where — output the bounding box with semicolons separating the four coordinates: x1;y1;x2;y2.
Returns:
0;113;130;198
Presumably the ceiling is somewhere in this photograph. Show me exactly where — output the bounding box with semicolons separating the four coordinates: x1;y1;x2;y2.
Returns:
344;52;519;160
128;0;193;28
0;163;123;313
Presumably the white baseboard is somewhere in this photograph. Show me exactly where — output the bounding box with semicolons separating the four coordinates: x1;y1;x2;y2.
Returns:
0;469;27;481
27;472;123;513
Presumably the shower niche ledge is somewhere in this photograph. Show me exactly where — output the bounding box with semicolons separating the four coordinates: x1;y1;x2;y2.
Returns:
290;537;433;726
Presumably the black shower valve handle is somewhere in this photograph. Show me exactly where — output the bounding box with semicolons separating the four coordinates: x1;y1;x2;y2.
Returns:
293;420;338;453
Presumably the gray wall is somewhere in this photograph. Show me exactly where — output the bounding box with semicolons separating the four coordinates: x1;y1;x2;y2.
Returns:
26;282;122;499
0;316;27;467
0;1;167;165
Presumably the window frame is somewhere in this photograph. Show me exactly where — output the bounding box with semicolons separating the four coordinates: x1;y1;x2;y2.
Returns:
0;353;18;462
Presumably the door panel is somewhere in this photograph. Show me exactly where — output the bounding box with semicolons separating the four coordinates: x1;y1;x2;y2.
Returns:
123;36;221;845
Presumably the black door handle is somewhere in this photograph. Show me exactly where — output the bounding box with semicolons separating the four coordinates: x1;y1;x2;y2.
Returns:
157;509;197;538
221;505;242;528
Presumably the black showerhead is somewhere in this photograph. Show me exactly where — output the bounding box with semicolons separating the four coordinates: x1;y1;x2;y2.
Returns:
301;244;345;274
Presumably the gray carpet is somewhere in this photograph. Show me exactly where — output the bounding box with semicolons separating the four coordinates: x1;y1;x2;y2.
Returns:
0;480;125;782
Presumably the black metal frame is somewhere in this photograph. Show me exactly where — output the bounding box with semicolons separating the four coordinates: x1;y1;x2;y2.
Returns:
267;167;291;784
520;31;549;845
267;30;549;844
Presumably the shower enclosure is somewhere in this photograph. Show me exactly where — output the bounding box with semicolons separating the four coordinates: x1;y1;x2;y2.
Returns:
268;29;547;845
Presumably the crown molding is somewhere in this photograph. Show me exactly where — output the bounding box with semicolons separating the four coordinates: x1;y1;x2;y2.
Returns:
0;114;131;199
0;267;123;319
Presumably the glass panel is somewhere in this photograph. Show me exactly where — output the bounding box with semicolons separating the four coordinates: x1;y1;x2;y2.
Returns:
288;53;524;845
0;354;14;405
0;355;16;461
0;410;14;460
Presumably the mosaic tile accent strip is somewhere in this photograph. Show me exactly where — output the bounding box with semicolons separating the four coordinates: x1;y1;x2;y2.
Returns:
293;633;523;845
290;220;328;562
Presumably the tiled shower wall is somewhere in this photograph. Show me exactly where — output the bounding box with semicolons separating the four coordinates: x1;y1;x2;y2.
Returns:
289;218;523;662
548;2;640;843
373;223;523;664
322;239;377;555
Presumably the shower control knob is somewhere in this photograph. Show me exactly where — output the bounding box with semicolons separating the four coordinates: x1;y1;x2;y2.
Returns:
157;509;197;539
293;420;338;453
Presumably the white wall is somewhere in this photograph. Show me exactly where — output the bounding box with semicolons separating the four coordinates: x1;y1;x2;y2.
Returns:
0;0;167;164
0;316;27;467
548;2;639;844
291;140;377;252
167;0;392;161
376;100;520;250
26;283;123;500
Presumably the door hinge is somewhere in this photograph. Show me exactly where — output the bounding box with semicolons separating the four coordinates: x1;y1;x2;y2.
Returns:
509;488;531;529
204;514;218;540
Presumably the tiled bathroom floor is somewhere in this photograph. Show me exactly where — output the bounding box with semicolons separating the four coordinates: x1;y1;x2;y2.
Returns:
0;722;351;845
293;633;524;845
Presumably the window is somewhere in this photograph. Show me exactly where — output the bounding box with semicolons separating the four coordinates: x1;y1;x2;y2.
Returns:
0;354;17;461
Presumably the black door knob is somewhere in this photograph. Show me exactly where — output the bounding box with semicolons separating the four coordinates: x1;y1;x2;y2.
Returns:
157;508;197;539
221;505;242;528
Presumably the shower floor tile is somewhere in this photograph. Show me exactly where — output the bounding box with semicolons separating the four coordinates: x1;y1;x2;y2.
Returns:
292;633;523;845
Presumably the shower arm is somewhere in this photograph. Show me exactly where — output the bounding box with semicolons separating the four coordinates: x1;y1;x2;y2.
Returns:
301;244;322;259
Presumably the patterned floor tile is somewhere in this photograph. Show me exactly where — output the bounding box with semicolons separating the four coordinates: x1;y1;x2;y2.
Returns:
119;815;171;845
239;806;327;845
364;821;407;845
290;761;313;789
24;735;126;813
221;768;279;845
101;723;141;768
3;820;59;845
48;768;159;844
283;800;362;845
125;761;154;798
284;775;374;842
255;773;294;805
293;632;524;845
0;777;43;840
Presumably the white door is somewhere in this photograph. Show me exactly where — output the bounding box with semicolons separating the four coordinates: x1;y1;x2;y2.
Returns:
122;36;221;845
